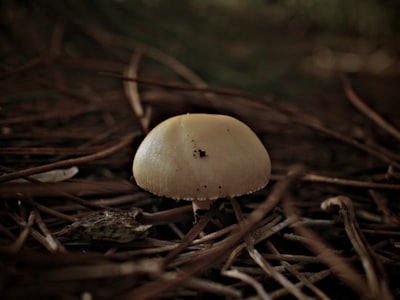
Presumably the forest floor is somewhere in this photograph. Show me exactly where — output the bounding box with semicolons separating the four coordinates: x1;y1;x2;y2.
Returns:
1;2;400;299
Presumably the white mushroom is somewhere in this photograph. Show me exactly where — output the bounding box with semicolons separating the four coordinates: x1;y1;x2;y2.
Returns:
132;113;271;215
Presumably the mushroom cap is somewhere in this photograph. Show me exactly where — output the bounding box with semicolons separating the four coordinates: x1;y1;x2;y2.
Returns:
132;114;271;201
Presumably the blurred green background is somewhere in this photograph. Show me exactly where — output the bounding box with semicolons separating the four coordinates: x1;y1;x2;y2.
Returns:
1;0;399;100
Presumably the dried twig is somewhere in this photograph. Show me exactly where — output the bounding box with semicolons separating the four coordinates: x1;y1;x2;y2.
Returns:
269;269;332;299
270;172;400;191
267;240;331;300
0;165;113;212
230;197;308;300
0;64;95;103
368;190;400;224
0;211;36;255
283;194;369;298
163;272;242;299
141;205;193;226
34;209;67;253
300;119;400;169
223;269;270;299
0;56;44;79
7;211;59;253
78;23;207;87
110;223;236;260
321;196;394;300
124;48;151;133
25;259;161;283
342;76;400;141
0;132;139;183
163;201;221;265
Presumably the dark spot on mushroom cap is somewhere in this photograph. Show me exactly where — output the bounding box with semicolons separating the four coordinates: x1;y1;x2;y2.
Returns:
193;149;207;159
198;149;207;157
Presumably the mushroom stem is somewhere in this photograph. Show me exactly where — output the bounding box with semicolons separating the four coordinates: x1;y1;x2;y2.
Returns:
192;199;214;215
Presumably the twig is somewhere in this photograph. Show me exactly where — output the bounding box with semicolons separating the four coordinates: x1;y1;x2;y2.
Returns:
321;196;394;300
269;269;332;299
110;224;237;260
270;173;400;191
34;209;67;253
0;224;16;241
25;198;77;222
99;72;269;101
267;240;331;300
342;76;400;141
0;179;136;197
0;211;36;254
164;272;242;299
261;253;322;264
25;259;161;283
368;190;400;224
0;64;95;103
0;56;44;80
7;211;60;253
300;120;400;169
250;217;293;245
283;194;369;298
141;205;193;226
168;223;185;239
0;104;87;126
71;116;134;150
221;215;288;266
0;132;139;183
49;193;149;212
0;165;112;212
78;23;207;87
163;201;221;265
223;269;270;300
230;197;308;300
124;48;151;133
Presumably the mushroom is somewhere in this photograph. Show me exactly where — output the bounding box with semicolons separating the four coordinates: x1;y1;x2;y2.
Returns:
132;113;271;216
